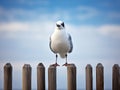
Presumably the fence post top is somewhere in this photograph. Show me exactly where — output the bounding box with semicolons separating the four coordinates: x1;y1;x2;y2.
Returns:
113;64;119;68
5;63;11;65
4;63;12;68
49;65;56;69
23;64;31;68
67;63;76;68
37;63;45;67
86;64;92;69
96;63;103;68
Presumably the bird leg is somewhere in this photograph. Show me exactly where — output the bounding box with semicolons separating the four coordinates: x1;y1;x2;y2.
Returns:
62;54;70;66
51;54;60;66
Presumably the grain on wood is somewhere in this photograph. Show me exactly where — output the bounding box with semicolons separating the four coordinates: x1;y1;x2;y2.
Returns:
86;64;93;90
67;64;76;90
48;65;56;90
4;63;12;90
37;63;45;90
112;64;119;90
22;64;32;90
96;63;104;90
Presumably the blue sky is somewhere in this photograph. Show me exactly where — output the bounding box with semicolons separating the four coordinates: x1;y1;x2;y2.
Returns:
0;0;120;89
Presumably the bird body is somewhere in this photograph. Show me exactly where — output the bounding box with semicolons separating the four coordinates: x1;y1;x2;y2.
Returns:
49;20;73;66
50;27;71;58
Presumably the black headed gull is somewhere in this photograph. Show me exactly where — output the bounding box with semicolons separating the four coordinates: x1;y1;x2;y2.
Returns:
49;20;73;66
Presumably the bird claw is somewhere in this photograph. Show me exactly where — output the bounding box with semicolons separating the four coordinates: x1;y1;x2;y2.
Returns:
51;63;60;67
62;63;70;66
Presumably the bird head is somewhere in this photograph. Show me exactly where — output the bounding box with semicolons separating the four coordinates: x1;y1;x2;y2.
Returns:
56;20;65;29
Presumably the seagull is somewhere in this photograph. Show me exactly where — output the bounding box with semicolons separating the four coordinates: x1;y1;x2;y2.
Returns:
49;20;73;66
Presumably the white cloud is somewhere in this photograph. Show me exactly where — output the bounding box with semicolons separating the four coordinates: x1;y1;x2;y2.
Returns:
98;25;120;38
0;7;40;20
0;20;55;39
76;6;120;21
0;6;70;22
1;19;120;41
1;4;120;23
0;22;29;32
76;6;99;20
16;0;49;6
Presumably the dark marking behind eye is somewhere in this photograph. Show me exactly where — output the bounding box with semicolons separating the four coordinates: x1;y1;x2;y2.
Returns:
61;23;64;27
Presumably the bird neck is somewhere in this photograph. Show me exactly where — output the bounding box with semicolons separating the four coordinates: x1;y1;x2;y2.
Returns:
55;27;65;31
54;28;67;37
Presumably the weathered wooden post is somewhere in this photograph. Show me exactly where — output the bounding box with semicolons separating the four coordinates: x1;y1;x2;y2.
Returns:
86;64;93;90
48;65;56;90
37;63;45;90
119;67;120;90
4;63;12;90
67;64;76;90
112;64;119;90
22;64;32;90
96;63;104;90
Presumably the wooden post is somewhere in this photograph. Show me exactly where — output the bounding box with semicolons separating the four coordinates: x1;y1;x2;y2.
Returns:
22;64;32;90
96;63;104;90
112;64;119;90
37;63;45;90
4;63;12;90
48;65;56;90
118;67;120;90
67;64;76;90
86;64;93;90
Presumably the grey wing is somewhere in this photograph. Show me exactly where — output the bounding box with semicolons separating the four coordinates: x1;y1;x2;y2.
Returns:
68;34;73;53
49;36;56;53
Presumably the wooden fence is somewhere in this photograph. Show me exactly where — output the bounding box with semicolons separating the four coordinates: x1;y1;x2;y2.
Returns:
3;63;120;90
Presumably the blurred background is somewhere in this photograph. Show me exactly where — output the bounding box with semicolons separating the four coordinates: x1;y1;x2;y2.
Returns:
0;0;120;89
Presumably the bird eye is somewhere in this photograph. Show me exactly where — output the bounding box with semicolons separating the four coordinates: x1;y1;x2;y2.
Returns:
56;24;60;27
